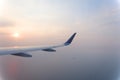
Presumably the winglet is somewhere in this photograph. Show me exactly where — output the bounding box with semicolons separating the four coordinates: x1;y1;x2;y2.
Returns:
64;33;77;46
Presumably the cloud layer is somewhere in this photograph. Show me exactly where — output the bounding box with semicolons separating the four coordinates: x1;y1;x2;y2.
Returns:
0;20;13;27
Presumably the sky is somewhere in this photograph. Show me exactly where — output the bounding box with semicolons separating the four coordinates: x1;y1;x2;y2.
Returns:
0;0;120;80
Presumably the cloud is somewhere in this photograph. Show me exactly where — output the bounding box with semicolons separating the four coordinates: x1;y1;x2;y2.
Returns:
0;32;10;35
0;20;14;27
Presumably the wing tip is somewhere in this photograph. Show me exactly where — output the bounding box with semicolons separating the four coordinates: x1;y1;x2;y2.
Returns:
64;33;77;46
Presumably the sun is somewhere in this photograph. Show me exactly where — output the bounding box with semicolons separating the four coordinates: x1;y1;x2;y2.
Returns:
12;33;20;38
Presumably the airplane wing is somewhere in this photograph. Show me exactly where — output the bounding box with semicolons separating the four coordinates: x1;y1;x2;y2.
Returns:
0;33;76;57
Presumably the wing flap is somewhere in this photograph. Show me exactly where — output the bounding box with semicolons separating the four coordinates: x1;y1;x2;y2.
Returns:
11;53;32;57
42;48;56;52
